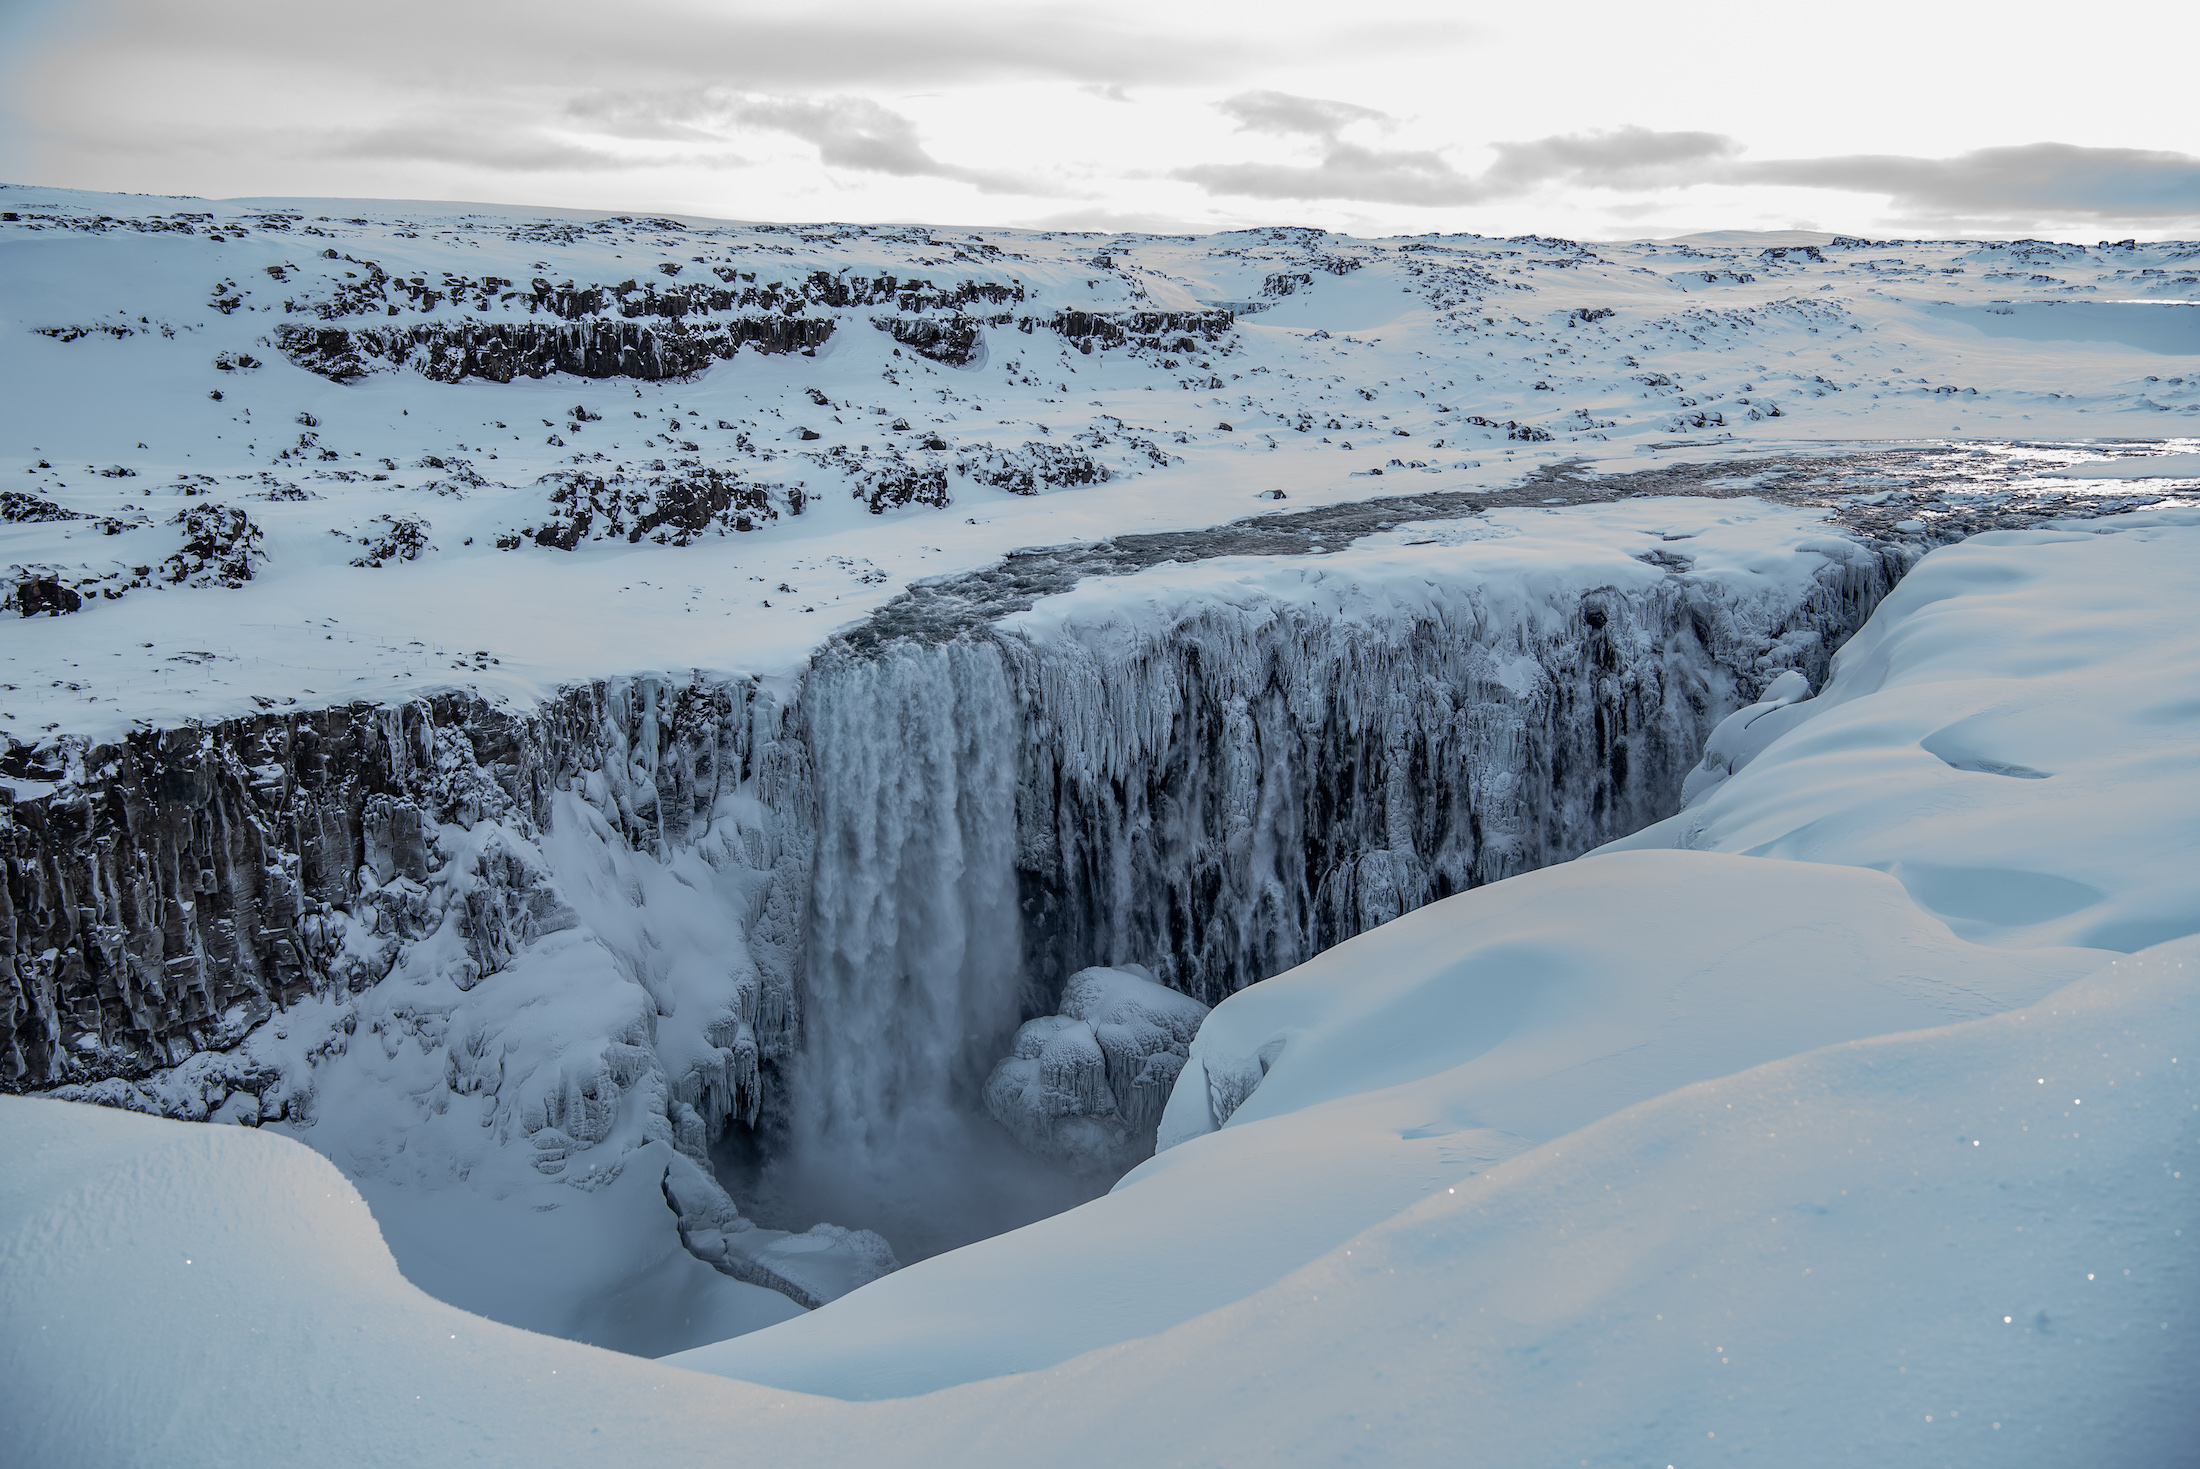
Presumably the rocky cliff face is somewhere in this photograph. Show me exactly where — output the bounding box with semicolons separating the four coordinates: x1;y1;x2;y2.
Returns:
1;677;813;1099
3;696;533;1091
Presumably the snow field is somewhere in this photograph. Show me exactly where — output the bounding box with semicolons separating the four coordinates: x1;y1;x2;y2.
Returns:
5;185;2197;747
1612;512;2200;954
6;933;2191;1466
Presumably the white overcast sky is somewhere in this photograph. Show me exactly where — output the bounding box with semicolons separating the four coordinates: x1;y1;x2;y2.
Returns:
3;0;2195;240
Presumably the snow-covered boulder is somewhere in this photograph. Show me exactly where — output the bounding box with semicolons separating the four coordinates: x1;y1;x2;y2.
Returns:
984;965;1210;1173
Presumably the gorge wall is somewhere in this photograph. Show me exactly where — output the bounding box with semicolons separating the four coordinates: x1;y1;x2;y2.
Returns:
1;509;1910;1328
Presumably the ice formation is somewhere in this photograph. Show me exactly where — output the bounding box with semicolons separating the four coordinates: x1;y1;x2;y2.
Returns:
983;964;1209;1173
4;493;1903;1333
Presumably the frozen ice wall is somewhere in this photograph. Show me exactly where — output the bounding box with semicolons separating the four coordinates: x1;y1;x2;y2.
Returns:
988;524;1904;1004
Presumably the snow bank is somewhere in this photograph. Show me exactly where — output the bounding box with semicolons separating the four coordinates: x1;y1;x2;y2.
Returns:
1611;513;2200;954
682;851;2108;1398
8;934;2192;1466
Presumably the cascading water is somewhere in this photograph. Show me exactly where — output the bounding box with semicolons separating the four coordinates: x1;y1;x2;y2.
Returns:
721;526;1907;1261
732;638;1107;1259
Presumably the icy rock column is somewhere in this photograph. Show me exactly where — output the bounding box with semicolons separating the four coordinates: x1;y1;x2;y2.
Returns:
792;637;1026;1191
984;964;1211;1174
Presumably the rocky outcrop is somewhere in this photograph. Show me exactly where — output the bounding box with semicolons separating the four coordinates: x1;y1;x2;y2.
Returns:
872;313;988;365
1;676;812;1096
1044;309;1236;353
1;696;546;1088
274;316;836;384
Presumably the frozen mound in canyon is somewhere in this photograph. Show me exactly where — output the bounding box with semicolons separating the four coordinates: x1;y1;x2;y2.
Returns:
982;964;1209;1174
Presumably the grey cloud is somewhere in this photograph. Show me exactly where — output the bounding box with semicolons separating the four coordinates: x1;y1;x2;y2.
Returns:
1218;90;1390;139
1178;127;2200;224
1176;125;1729;206
730;96;955;178
1178;143;1480;207
70;0;1295;92
1486;126;1742;189
1739;142;2200;219
318;126;638;174
568;90;1045;195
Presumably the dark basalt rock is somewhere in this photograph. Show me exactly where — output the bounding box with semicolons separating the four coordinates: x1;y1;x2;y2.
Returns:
2;678;795;1092
1;492;83;524
520;467;781;548
163;504;264;587
12;577;81;616
1045;309;1236;353
0;698;535;1087
873;313;986;365
274;316;836;385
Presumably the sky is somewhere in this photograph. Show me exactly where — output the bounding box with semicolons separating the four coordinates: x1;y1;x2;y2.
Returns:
2;0;2196;240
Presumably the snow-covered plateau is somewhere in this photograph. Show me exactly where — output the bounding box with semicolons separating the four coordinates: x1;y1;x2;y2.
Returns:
3;186;2196;1460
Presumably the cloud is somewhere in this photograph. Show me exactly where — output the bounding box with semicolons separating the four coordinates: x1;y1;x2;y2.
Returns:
43;0;1305;93
1485;126;1741;190
1217;90;1390;138
730;97;971;180
1739;142;2200;220
1176;122;1731;206
318;126;639;174
567;90;1046;195
1178;144;1480;207
1177;125;2200;225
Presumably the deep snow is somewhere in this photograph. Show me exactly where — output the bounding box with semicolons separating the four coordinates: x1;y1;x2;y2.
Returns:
6;935;2192;1467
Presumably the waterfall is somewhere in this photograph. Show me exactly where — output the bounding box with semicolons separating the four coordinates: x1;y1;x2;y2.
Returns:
759;639;1098;1256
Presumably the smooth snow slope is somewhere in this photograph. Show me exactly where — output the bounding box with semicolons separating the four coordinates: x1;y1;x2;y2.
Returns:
6;938;2191;1468
1607;510;2200;954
